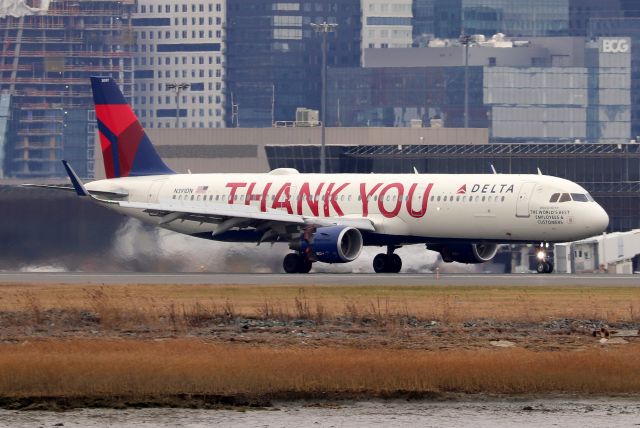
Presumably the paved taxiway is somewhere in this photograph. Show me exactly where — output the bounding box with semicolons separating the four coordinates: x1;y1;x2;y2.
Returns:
0;272;638;286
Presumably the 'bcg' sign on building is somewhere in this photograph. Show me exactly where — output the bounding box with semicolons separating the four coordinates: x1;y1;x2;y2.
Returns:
601;38;630;53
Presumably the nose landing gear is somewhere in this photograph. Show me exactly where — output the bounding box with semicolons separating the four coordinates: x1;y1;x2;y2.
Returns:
535;243;554;274
373;246;402;273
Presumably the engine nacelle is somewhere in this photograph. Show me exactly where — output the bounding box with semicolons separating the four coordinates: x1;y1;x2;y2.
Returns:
292;226;363;264
429;242;499;264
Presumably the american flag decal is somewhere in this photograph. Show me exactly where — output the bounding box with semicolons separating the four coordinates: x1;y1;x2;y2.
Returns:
195;186;209;194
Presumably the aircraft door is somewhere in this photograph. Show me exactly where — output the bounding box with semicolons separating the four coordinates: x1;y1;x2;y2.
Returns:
515;182;536;218
147;179;167;203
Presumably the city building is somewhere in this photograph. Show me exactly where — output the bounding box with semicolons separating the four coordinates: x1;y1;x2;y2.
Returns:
412;0;434;45
589;18;640;142
332;36;631;144
361;0;413;55
0;0;135;179
225;0;361;128
131;0;226;130
411;0;571;40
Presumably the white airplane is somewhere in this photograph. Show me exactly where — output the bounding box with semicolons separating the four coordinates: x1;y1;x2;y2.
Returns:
30;77;609;274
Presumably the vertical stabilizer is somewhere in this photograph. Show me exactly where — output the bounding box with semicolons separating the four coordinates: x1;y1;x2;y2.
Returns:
90;76;174;179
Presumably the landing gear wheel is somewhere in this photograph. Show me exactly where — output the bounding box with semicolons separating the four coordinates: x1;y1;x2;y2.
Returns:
536;262;547;274
299;259;313;274
373;253;403;273
283;253;312;274
389;253;402;273
373;253;388;273
283;253;303;274
536;261;553;274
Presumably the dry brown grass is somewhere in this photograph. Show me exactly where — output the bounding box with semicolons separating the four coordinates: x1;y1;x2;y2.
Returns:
1;339;639;398
0;283;639;326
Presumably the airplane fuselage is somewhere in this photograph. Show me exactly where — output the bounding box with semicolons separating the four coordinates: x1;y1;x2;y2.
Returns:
86;171;608;245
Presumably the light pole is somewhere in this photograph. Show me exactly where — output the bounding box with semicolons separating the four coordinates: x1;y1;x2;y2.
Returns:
459;33;471;129
166;82;189;128
311;21;337;174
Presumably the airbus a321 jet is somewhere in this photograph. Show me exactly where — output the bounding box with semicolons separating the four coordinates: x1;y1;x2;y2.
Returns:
29;77;609;274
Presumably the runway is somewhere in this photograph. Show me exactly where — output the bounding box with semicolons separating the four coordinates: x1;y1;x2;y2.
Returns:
0;272;638;286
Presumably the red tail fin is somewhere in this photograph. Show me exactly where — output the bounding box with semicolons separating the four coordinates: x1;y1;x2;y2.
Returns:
91;77;174;179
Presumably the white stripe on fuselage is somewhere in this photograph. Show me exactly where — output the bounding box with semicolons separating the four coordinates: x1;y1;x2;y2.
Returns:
85;173;605;243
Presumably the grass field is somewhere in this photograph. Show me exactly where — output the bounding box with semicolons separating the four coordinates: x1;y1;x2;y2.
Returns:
0;282;638;406
1;339;639;401
0;283;639;324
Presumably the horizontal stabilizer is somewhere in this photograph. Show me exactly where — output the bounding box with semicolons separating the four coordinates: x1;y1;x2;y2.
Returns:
21;183;128;198
62;160;89;196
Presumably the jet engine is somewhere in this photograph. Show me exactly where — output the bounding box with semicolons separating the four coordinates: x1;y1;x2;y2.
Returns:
428;242;499;264
291;225;363;263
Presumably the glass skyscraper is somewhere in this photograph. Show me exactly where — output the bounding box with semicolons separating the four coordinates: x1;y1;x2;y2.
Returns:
413;0;570;40
225;0;361;128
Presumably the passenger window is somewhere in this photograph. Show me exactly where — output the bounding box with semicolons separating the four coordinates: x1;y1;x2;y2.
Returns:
456;196;460;202
430;196;434;201
571;193;589;202
178;195;182;200
501;196;505;202
172;195;176;199
559;193;571;202
197;195;201;201
482;196;485;202
549;193;560;203
358;195;362;201
215;195;219;201
190;195;194;200
437;196;441;202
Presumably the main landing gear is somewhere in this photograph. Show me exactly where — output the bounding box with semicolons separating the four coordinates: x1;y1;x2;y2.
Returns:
373;246;402;273
283;252;313;274
535;243;554;274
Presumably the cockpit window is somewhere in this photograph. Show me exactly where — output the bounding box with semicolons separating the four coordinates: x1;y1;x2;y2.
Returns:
571;193;589;202
586;193;595;202
549;193;560;203
558;193;571;202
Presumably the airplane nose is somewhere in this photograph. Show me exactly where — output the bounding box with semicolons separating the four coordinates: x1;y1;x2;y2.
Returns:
592;205;609;233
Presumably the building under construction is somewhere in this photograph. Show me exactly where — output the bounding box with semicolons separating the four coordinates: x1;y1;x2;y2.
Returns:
0;0;134;179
